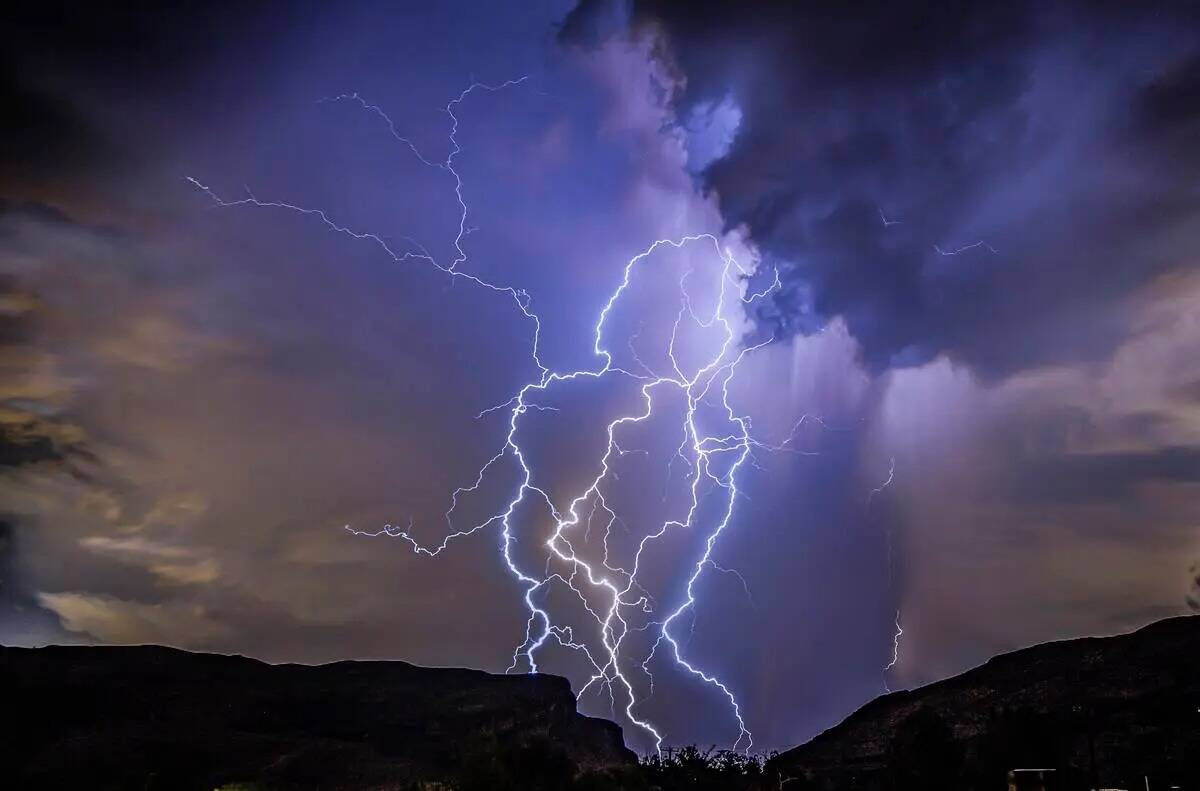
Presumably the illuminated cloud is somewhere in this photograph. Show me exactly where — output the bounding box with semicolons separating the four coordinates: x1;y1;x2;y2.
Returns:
80;536;220;586
571;1;1200;376
37;592;230;646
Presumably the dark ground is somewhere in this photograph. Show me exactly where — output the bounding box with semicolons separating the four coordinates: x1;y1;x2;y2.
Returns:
0;644;633;790
769;614;1200;791
3;615;1198;790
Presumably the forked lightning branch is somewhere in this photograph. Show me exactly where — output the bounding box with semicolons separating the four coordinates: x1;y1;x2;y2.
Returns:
191;79;801;753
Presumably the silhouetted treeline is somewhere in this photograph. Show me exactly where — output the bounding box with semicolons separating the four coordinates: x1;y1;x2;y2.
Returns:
453;741;779;791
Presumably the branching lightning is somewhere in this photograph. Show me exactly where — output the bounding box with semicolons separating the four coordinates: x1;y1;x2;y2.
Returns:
189;79;798;753
877;207;902;228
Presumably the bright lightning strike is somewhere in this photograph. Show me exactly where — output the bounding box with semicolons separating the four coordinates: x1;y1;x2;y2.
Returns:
883;609;903;693
189;79;792;753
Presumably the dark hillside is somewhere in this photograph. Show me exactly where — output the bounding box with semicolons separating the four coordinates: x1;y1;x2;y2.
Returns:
1;643;634;790
769;615;1200;790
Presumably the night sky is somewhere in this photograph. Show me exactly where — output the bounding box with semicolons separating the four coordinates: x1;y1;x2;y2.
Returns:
2;0;1199;753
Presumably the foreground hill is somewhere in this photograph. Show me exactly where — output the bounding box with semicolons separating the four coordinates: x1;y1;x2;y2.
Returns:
0;644;634;790
769;614;1200;790
4;616;1198;790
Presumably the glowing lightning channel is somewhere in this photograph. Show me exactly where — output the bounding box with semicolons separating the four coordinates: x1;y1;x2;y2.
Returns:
867;455;895;507
883;610;903;693
933;240;998;256
190;79;785;754
867;457;903;693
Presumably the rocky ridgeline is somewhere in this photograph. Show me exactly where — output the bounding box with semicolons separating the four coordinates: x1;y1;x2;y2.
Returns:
5;615;1199;790
769;615;1200;790
1;643;634;789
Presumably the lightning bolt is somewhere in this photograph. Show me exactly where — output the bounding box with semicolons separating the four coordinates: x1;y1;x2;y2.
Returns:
867;457;903;693
883;609;903;693
189;79;794;753
866;455;895;507
933;240;998;256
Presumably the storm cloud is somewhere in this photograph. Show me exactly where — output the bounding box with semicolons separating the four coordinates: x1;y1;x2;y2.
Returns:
564;0;1200;699
567;1;1200;377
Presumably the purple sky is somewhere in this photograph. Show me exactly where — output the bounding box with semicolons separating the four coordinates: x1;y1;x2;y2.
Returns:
2;0;1199;752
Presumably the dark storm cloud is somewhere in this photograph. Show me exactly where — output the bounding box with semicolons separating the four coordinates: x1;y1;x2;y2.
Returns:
2;2;278;86
0;199;125;250
965;398;1200;508
0;428;60;469
0;204;88;472
1;1;284;193
0;67;112;186
565;0;1200;377
1013;445;1200;505
0;519;57;639
1173;382;1200;410
0;201;114;641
